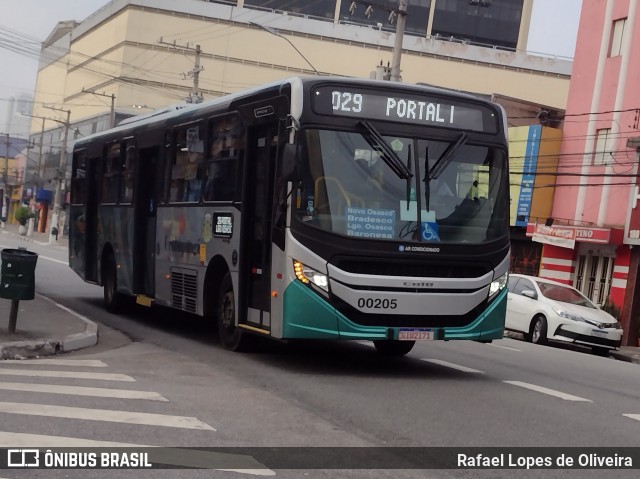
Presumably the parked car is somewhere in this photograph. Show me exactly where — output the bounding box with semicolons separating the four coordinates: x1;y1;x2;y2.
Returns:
506;274;623;355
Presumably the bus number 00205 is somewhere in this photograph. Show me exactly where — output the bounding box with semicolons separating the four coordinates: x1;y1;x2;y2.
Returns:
357;298;398;309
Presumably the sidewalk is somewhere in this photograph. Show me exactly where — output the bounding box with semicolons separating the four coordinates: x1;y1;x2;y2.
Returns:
0;293;97;359
0;223;95;359
0;221;68;248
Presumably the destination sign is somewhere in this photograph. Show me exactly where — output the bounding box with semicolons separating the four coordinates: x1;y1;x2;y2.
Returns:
311;86;498;133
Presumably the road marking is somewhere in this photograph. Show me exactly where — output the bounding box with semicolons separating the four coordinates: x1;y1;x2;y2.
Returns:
489;343;521;352
420;359;484;373
0;369;135;382
36;254;68;265
0;381;168;401
0;359;107;367
504;381;592;402
0;401;215;430
623;414;640;422
0;432;274;475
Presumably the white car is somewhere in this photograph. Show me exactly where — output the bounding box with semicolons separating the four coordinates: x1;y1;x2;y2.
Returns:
506;274;623;355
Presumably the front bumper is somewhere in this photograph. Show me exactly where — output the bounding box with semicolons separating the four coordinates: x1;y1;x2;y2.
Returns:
553;323;623;349
282;279;507;341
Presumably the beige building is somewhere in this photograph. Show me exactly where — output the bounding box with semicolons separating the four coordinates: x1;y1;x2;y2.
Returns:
31;0;571;122
29;0;572;199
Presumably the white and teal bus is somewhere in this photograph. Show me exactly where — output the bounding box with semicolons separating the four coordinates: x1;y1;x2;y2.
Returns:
70;76;510;356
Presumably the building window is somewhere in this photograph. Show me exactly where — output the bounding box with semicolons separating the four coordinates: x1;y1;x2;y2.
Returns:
609;18;626;57
593;128;612;165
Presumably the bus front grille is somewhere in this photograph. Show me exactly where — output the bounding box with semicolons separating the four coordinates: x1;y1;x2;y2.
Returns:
171;268;198;314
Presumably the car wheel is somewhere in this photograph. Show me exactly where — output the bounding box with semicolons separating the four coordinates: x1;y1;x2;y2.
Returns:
373;340;415;356
530;315;547;345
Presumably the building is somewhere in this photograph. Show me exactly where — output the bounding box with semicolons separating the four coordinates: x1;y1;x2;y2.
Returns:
0;136;30;225
531;0;640;346
28;0;572;237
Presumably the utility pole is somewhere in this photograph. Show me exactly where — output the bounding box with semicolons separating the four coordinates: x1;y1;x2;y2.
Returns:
82;88;116;127
1;134;9;227
349;1;407;82
159;38;204;103
43;105;71;244
390;0;408;82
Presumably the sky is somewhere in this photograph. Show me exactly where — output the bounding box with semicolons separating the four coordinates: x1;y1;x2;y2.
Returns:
0;0;583;135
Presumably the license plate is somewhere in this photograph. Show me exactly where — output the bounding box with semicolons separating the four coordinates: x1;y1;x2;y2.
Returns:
591;330;607;338
398;329;434;341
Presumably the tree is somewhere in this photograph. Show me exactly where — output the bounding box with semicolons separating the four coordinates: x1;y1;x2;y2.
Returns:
14;206;36;227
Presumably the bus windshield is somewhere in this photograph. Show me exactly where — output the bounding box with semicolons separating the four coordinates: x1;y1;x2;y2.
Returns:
293;128;508;244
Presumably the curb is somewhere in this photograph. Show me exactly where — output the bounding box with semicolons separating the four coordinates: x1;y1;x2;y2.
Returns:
610;351;640;365
0;294;98;360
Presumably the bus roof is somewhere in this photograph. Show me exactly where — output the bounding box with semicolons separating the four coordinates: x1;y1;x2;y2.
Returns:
73;76;502;149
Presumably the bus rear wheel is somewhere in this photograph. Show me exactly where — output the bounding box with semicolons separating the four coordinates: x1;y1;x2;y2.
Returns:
217;273;252;351
373;340;415;356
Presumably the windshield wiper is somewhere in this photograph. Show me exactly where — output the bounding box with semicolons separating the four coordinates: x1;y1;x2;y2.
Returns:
358;121;412;180
430;132;469;180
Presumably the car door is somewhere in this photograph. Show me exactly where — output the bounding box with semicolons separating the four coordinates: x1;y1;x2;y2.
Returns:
507;277;538;333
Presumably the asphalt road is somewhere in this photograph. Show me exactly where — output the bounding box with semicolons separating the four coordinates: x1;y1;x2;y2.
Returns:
1;236;639;479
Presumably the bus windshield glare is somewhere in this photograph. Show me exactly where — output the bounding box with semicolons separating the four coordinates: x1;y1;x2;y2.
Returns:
293;128;508;244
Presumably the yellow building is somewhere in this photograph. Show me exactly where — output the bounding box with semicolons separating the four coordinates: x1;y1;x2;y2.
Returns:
30;0;571;132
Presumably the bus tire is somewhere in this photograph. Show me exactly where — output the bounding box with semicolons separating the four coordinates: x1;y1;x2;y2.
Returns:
103;253;127;314
217;273;252;351
373;340;415;356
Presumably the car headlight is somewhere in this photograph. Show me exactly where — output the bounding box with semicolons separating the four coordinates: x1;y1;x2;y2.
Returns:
293;260;329;294
488;271;508;300
552;307;597;326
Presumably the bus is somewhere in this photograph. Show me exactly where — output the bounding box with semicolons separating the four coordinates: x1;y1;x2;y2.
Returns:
69;76;510;356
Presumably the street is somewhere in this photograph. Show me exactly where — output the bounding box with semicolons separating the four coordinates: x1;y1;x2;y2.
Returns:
0;235;639;478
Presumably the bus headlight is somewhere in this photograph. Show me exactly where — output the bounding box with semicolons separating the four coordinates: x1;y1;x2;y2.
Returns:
293;260;329;294
488;272;508;300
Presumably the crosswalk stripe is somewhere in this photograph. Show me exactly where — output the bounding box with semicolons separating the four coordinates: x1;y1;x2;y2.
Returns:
0;369;134;382
504;381;592;402
0;432;274;476
0;402;215;430
0;359;108;367
0;381;168;401
420;358;484;373
623;414;640;422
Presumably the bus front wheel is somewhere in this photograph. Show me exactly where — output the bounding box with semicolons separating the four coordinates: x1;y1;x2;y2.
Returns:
217;273;252;351
373;340;415;356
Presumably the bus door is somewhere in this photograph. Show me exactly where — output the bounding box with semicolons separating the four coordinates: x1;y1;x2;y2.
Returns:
240;122;279;330
133;146;160;297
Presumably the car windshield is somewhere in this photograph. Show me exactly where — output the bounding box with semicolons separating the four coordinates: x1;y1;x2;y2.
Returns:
537;281;596;308
292;128;508;244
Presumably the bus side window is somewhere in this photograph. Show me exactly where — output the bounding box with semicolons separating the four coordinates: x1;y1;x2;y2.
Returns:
102;143;120;203
119;141;135;204
169;124;203;203
71;150;88;205
204;116;243;202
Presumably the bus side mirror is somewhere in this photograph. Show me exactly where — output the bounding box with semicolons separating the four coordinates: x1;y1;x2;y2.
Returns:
281;144;297;181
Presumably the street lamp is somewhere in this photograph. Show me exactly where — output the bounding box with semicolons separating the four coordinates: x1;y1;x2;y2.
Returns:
249;22;320;75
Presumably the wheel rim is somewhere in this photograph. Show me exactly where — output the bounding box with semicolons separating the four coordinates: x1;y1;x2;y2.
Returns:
532;319;542;343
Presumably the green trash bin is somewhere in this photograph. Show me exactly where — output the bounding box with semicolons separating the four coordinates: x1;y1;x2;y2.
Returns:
0;248;39;300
